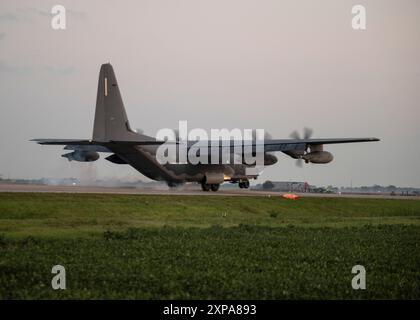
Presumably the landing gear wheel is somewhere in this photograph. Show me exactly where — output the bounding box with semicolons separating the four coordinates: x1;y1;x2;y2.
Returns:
167;181;182;188
239;181;250;189
201;182;211;191
210;184;220;192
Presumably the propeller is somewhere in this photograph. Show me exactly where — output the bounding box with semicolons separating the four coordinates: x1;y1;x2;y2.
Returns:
289;127;313;140
174;129;181;142
289;127;314;167
250;129;272;141
174;129;188;142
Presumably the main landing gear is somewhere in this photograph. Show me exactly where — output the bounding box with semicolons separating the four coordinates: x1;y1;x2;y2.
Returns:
167;181;183;188
201;181;220;192
238;180;250;189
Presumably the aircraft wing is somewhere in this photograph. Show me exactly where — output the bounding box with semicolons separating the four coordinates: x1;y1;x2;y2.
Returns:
32;137;379;154
31;138;172;154
185;137;380;152
31;139;112;153
263;137;380;152
31;139;170;146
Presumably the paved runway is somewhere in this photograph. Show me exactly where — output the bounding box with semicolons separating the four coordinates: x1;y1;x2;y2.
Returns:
0;183;418;200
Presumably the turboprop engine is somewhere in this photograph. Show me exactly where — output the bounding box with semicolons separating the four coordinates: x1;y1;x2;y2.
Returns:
282;144;333;166
264;153;278;166
302;144;333;164
61;150;100;162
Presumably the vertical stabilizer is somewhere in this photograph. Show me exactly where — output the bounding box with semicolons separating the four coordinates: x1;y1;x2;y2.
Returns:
92;63;142;142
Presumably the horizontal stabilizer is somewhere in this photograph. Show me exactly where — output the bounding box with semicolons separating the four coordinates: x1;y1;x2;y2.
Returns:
31;139;172;146
105;154;128;164
31;139;94;145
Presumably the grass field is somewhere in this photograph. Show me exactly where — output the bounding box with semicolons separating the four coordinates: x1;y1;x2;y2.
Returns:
0;192;419;299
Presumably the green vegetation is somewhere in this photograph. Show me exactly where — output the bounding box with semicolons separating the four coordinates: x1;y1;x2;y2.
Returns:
0;192;419;299
1;193;420;237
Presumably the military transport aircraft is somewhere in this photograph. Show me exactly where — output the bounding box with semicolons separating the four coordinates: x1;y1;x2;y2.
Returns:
32;63;379;191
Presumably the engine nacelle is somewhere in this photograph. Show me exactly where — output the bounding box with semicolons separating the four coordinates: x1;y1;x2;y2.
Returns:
303;151;333;164
62;150;100;162
264;153;278;166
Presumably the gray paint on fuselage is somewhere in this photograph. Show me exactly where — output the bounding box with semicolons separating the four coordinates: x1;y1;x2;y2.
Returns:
102;142;250;183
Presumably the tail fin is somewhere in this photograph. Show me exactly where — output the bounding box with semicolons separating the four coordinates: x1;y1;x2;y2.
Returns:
92;63;143;142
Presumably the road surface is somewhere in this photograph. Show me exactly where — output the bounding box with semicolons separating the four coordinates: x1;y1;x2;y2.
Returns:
0;183;418;200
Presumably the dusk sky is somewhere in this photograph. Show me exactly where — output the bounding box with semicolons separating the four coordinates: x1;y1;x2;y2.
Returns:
1;0;419;187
